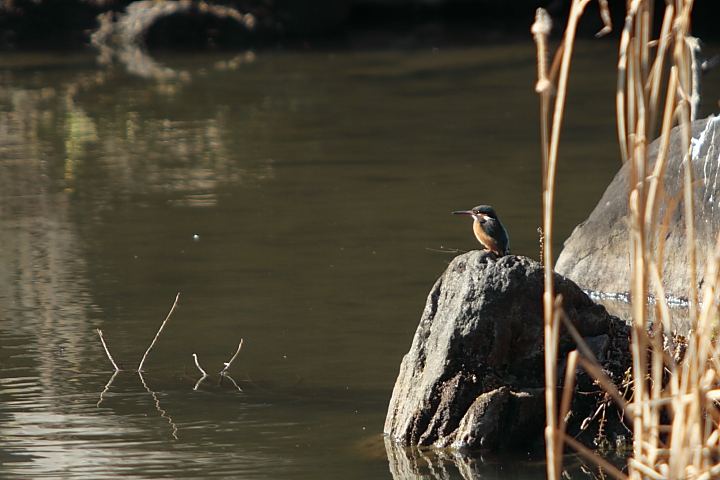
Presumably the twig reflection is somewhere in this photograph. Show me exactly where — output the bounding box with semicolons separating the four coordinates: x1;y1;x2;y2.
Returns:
219;374;243;393
191;341;245;392
139;371;179;440
97;370;120;407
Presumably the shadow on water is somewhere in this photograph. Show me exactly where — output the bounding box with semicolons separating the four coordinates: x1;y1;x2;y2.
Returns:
1;40;719;479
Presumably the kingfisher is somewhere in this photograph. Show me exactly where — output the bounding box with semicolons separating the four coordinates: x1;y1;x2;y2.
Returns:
453;205;510;256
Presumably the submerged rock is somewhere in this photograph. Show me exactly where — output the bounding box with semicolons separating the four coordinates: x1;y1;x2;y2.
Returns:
556;115;720;303
384;251;629;452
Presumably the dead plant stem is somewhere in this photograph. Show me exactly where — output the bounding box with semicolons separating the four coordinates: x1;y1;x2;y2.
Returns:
137;293;180;373
219;339;244;376
97;328;121;372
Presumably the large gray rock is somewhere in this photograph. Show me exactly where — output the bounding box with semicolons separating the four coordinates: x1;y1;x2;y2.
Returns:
384;251;622;451
556;115;720;301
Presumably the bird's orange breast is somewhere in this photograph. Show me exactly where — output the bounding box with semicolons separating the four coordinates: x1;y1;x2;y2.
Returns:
473;220;501;252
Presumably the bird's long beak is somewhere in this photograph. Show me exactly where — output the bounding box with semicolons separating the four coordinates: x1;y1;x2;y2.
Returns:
452;210;473;216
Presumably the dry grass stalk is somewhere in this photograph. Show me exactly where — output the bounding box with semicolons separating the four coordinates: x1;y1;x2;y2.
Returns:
558;349;579;439
532;2;590;478
619;1;720;479
560;308;633;419
534;0;720;478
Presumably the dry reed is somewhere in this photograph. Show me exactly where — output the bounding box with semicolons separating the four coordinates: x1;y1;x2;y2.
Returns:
534;0;720;479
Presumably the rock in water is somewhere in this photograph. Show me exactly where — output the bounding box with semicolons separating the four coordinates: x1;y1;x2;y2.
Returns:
384;251;616;451
556;115;720;302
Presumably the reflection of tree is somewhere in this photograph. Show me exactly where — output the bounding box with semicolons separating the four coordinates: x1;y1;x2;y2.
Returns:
0;83;96;403
94;107;274;205
0;32;276;472
91;1;254;80
0;66;274;209
64;101;98;189
0;49;272;411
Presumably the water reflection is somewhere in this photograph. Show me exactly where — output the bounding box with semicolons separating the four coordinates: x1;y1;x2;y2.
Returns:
384;438;546;480
588;293;692;335
0;86;96;408
91;1;254;80
1;393;291;479
0;42;693;479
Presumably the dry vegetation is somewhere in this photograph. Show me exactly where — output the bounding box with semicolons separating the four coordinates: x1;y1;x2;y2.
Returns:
534;0;720;479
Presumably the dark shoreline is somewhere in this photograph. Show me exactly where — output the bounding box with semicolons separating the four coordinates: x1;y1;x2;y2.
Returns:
1;0;719;52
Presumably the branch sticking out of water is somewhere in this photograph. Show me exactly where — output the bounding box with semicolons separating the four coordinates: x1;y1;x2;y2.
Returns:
137;293;180;373
193;353;208;377
97;328;122;372
219;339;244;376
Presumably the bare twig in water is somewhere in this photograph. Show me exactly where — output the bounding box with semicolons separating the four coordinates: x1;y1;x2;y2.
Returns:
137;293;180;373
219;339;244;376
193;353;208;376
97;328;122;372
97;370;121;407
139;371;178;439
192;353;209;391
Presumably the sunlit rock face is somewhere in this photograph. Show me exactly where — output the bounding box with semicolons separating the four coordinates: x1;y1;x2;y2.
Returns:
384;252;621;451
556;115;720;303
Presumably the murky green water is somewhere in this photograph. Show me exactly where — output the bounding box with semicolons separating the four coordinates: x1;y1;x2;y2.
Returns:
0;42;718;479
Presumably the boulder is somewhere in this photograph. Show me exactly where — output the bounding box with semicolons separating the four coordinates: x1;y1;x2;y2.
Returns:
384;251;628;451
556;115;720;302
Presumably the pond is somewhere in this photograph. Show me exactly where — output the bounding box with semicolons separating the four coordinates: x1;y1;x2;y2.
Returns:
0;41;718;479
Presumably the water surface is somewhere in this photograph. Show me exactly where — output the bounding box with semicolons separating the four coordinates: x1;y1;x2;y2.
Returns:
1;42;718;479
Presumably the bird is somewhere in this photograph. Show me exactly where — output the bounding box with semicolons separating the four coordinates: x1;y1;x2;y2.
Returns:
453;205;510;256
